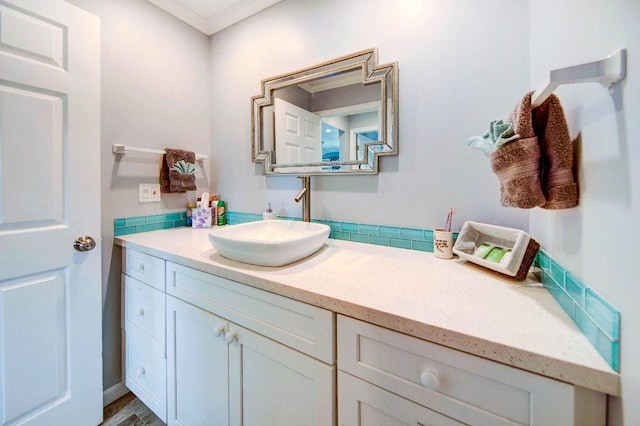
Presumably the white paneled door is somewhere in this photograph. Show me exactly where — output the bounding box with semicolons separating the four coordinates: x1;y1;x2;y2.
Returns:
0;1;102;425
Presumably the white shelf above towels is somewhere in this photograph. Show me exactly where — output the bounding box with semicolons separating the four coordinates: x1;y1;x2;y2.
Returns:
112;144;208;161
531;48;627;108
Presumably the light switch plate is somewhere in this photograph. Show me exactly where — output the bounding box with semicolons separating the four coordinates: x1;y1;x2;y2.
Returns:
139;183;161;202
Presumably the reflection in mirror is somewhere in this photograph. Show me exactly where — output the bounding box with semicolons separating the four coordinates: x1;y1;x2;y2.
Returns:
252;49;398;175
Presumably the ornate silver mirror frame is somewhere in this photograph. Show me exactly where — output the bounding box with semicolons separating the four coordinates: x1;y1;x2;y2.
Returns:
251;48;398;175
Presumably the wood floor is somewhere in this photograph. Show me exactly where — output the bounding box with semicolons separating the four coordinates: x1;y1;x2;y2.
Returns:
102;393;164;426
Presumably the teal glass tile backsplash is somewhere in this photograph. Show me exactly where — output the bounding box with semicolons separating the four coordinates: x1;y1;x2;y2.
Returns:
349;233;369;244
565;273;586;308
379;225;401;238
114;212;187;236
340;222;359;233
535;250;620;371
114;211;620;372
401;227;426;240
226;212;442;252
125;216;147;226
147;214;166;223
358;224;380;235
585;288;620;340
390;238;412;249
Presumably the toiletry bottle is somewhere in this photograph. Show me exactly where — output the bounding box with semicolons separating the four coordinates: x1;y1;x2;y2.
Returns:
217;200;226;226
263;203;275;220
210;194;220;226
186;202;195;227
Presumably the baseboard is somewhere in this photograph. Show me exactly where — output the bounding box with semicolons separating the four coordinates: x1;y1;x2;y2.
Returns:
103;381;129;407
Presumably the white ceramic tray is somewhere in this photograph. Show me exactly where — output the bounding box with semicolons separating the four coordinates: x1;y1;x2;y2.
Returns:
452;221;533;277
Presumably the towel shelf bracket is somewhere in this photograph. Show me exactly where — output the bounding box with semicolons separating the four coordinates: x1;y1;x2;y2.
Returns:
531;48;627;108
112;144;208;161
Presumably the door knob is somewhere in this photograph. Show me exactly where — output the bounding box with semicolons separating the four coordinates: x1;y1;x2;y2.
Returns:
74;236;96;252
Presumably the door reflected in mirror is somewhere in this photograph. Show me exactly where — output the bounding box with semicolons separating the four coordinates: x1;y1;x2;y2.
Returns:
252;49;398;175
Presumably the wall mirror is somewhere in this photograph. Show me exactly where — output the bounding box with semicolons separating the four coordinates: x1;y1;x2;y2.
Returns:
251;48;398;175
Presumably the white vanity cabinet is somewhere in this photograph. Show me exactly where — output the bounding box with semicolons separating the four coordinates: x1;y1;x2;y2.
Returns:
118;239;612;426
121;250;167;422
122;248;336;426
164;261;336;426
337;315;606;426
167;295;335;425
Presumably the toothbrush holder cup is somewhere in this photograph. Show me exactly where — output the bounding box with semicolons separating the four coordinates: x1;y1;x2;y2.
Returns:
433;228;454;259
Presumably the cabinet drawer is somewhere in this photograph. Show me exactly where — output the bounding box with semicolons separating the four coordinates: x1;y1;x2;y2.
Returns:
123;249;165;291
338;315;600;426
124;324;167;422
124;274;165;341
338;371;462;426
166;261;335;364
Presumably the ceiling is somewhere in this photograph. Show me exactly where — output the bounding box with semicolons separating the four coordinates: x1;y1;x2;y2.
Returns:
147;0;283;35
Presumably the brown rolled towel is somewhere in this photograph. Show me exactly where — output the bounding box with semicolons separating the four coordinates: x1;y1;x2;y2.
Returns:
490;137;546;209
160;148;196;193
490;92;545;209
532;94;578;209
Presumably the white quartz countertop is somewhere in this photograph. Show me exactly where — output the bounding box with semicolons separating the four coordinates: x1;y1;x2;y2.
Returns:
115;227;619;395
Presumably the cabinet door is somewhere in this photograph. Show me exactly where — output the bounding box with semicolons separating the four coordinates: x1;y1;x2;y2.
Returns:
338;371;463;426
228;323;335;426
166;296;229;426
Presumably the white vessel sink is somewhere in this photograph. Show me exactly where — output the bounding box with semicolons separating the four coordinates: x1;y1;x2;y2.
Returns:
208;220;330;266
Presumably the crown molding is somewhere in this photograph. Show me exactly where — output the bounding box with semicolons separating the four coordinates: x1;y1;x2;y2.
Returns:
147;0;283;35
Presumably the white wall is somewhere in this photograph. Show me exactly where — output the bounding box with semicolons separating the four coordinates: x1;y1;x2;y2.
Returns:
209;0;530;230
529;0;640;424
67;0;211;391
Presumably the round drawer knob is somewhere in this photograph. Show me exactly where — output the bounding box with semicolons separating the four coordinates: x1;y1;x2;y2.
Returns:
225;331;237;344
420;370;440;390
137;308;144;317
137;263;145;272
215;326;225;337
137;367;146;377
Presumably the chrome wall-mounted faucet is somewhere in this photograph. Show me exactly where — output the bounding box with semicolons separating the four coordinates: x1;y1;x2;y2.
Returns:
294;176;311;222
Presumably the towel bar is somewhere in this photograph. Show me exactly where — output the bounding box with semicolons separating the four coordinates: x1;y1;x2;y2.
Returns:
112;144;208;161
531;48;627;108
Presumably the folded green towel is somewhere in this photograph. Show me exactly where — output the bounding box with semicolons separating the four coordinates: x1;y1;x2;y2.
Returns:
170;159;197;174
467;119;520;154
